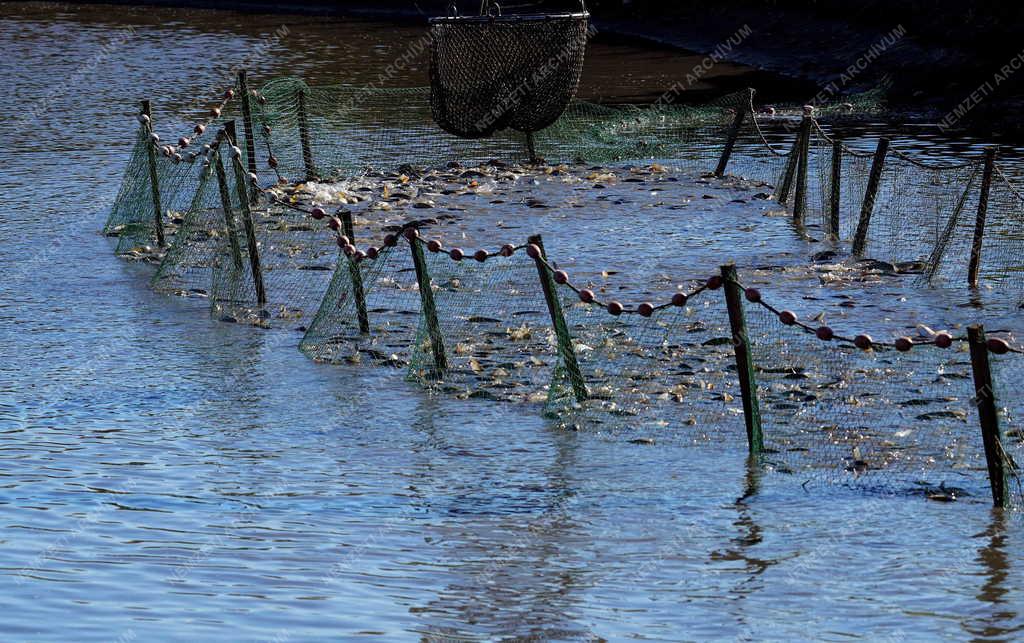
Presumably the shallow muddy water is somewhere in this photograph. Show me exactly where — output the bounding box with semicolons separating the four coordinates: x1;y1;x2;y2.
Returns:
2;3;1024;641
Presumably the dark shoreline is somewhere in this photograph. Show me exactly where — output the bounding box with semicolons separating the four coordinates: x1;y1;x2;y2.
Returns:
31;0;1024;139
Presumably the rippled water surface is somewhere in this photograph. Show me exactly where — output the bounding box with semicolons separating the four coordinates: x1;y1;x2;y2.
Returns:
2;3;1024;640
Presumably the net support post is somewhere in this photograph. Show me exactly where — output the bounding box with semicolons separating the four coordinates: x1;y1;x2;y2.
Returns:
529;234;588;403
714;88;752;178
340;211;370;334
237;70;259;203
829;137;842;242
296;87;317;181
225;120;267;306
140;100;166;248
968;324;1009;508
721;263;763;455
777;124;804;205
852;137;890;256
968;147;997;288
792;116;812;227
213;141;244;271
525;132;538;165
407;231;448;374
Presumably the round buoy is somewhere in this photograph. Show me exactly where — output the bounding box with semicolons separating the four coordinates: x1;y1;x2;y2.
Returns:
328;218;341;231
178;137;190;148
366;247;379;260
474;249;488;262
268;156;278;169
706;275;722;290
895;336;914;352
210;107;222;118
854;334;873;350
427;239;442;253
579;289;595;303
744;288;761;303
672;293;688;307
337;235;350;247
934;332;953;348
500;244;515;257
553;270;569;285
403;228;419;241
988;337;1010;355
384;234;398;247
779;310;797;325
816;326;834;341
449;248;464;261
607;301;623;316
526;244;542;259
310;207;325;220
638;302;654;317
194;124;205;135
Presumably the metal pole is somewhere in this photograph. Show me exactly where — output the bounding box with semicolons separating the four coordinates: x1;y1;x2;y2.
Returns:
968;147;997;288
852;137;890;256
715;89;752;178
140;100;165;248
408;233;447;374
225;121;267;306
529;234;588;403
968;324;1009;508
341;211;370;334
721;263;763;455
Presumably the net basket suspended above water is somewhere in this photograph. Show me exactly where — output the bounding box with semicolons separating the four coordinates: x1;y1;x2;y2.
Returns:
429;1;589;138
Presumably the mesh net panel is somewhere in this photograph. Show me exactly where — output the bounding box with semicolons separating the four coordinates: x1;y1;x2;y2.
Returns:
406;243;554;403
543;280;745;443
428;13;589;137
299;242;422;365
744;295;1017;502
991;351;1024;503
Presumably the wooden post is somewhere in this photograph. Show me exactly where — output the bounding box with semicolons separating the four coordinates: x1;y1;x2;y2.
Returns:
341;211;370;334
829;137;842;241
968;324;1009;508
777;125;803;205
140;100;165;248
968;148;997;288
721;263;763;455
408;233;447;374
225;121;267;305
213;143;244;270
852;137;890;256
237;70;258;203
792;116;812;226
715;89;752;178
529;234;588;403
296;87;317;181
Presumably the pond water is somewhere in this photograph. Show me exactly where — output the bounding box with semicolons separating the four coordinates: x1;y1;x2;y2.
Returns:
2;3;1024;641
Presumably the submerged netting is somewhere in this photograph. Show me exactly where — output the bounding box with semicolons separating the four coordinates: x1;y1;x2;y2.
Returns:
428;10;589;138
299;239;423;365
405;241;554;402
743;290;1024;503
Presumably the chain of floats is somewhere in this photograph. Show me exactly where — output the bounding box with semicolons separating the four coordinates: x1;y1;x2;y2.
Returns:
230;183;1023;357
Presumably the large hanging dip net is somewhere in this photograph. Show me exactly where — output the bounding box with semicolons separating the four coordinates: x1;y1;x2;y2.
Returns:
429;1;590;138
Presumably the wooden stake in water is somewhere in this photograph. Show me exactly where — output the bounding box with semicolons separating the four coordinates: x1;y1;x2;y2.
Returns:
341;211;370;334
225;121;267;306
213;142;244;270
829;137;842;241
715;88;752;178
296;87;317;181
525;131;538;165
408;232;447;374
777;125;804;206
792;116;812;227
852;137;890;256
968;147;997;288
140;100;165;248
529;234;588;403
237;70;258;202
721;263;763;455
968;324;1009;508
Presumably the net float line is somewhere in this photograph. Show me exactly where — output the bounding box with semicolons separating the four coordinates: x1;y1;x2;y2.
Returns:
402;228;528;264
529;245;715;317
138;83;268;157
738;280;964;352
